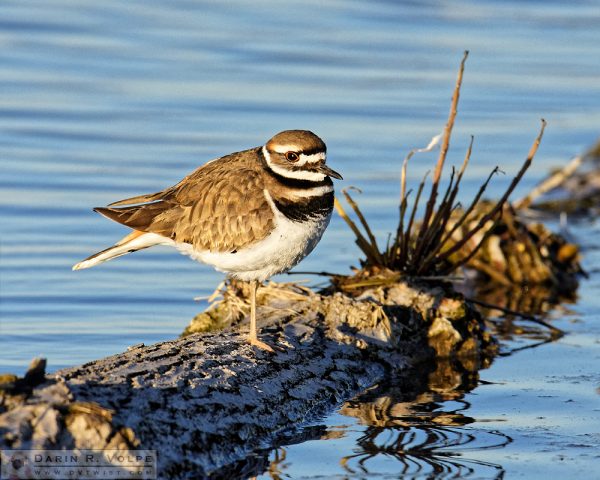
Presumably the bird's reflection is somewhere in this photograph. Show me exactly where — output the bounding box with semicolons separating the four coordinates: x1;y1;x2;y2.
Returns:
339;426;508;478
333;357;511;478
239;357;511;480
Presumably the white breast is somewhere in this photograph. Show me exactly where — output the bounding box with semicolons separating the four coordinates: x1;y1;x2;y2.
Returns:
174;189;332;282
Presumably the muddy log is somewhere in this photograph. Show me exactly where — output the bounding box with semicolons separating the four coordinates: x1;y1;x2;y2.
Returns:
0;280;493;478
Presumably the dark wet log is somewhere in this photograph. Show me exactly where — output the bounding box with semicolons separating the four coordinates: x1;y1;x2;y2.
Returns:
0;280;492;479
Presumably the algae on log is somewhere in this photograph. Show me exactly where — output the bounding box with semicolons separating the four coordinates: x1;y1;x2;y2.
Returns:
0;280;494;478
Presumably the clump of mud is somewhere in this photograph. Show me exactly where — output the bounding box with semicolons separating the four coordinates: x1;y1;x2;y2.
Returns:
184;275;496;366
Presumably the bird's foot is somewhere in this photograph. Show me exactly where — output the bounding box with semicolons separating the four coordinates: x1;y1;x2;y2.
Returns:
248;336;276;353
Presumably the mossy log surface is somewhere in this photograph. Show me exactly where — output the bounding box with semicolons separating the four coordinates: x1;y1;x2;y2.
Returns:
0;280;492;479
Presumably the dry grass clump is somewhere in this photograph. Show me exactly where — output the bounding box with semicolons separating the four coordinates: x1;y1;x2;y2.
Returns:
335;51;547;283
183;280;313;335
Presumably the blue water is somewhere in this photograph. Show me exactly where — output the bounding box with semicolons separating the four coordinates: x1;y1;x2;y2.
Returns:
1;0;599;478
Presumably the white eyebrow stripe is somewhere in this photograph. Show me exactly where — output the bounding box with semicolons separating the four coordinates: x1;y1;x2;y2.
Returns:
270;144;302;153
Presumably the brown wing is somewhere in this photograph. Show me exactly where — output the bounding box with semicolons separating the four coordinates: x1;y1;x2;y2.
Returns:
95;149;275;252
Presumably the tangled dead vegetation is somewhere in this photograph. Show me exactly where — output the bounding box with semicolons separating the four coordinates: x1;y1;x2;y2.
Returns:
444;202;584;291
335;51;545;280
333;51;584;315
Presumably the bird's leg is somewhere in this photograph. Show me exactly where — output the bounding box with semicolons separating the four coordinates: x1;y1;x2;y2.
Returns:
248;279;274;352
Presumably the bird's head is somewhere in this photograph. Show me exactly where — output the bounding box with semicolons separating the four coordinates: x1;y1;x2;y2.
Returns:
262;130;342;182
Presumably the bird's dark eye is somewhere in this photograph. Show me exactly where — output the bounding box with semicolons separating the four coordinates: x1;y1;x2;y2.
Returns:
285;151;299;162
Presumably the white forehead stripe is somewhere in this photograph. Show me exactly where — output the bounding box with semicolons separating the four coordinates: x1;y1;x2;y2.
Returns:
270;144;302;153
262;146;326;182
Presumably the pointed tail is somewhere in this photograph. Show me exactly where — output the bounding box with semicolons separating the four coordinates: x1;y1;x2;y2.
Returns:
72;231;171;271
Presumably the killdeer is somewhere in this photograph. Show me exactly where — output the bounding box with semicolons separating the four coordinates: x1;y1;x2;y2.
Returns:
73;130;342;351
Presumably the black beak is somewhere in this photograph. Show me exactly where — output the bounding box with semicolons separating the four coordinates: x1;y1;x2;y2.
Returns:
318;164;343;180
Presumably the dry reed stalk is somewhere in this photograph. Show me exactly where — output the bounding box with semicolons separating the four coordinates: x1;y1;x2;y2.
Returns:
394;132;443;262
399;171;428;268
414;50;469;250
341;188;383;265
334;197;380;265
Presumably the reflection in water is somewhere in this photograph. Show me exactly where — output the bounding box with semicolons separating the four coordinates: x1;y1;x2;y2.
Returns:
265;449;288;480
452;278;571;357
214;425;331;479
340;426;508;478
466;283;569;357
470;283;576;319
335;358;511;479
250;357;512;479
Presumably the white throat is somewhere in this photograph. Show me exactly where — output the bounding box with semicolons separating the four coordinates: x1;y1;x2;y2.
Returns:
262;146;326;182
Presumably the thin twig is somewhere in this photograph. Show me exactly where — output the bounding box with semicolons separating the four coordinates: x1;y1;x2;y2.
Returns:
400;171;429;268
287;271;340;277
334;197;380;265
397;133;443;247
514;154;582;209
342;188;384;264
415;50;469;248
444;136;474;219
420;166;500;272
392;191;410;264
411;167;458;270
414;138;472;272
